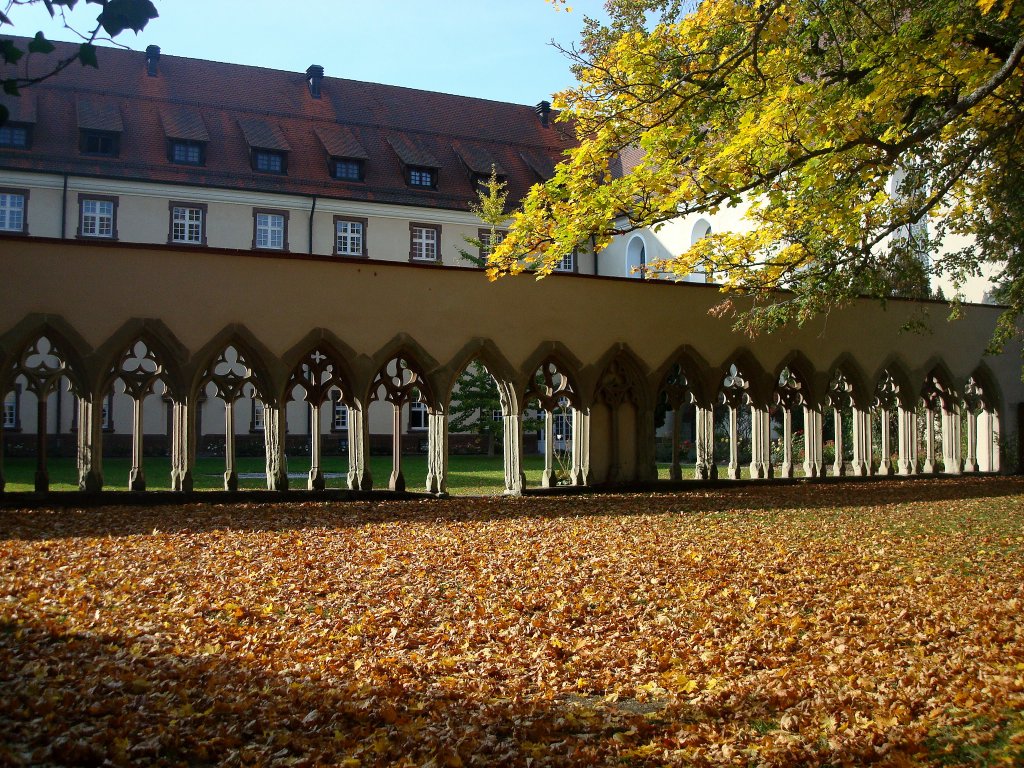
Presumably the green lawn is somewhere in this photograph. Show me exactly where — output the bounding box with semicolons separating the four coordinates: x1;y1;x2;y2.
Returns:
1;454;805;493
2;454;595;495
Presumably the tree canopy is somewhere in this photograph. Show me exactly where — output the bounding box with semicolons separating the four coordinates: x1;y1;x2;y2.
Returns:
490;0;1024;348
1;0;158;123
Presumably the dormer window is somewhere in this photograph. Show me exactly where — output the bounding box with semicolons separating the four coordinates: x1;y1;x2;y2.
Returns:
169;139;205;166
253;148;285;174
0;123;31;149
472;172;506;194
81;130;119;157
332;158;364;181
408;166;436;188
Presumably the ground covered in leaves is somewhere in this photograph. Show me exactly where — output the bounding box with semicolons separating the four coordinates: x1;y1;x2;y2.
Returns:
1;478;1023;767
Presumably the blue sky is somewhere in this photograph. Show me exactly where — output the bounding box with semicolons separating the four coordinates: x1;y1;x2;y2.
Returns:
5;0;608;105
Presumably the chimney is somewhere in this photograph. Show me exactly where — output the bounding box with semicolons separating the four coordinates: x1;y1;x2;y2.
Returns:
145;45;160;77
535;100;552;127
306;64;324;98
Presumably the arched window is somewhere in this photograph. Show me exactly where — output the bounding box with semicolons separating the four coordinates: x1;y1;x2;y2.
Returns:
625;235;646;278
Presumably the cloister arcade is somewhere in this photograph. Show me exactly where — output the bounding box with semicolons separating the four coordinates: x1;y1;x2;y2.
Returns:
0;239;1018;496
0;323;1006;496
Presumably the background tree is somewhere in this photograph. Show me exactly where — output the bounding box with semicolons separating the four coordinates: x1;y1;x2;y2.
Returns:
1;0;158;123
491;0;1024;348
448;363;505;456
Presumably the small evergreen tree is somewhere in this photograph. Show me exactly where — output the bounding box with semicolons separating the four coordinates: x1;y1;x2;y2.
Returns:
449;363;504;455
458;166;508;267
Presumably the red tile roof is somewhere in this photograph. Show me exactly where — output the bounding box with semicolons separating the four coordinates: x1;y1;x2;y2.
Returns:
0;37;574;211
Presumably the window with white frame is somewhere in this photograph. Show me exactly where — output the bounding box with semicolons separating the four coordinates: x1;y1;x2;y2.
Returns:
334;217;366;257
554;249;576;272
332;158;364;181
0;191;26;233
3;388;18;429
252;149;285;173
79;196;116;238
410;224;440;262
478;228;506;261
332;402;348;431
253;210;287;250
101;393;114;431
0;124;29;149
170;139;204;165
170;204;205;245
408;401;428;430
408;166;436;188
251;400;265;432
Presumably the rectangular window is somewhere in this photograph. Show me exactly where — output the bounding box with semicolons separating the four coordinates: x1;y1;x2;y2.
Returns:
408;166;436;188
101;394;114;431
332;158;364;181
169;203;206;245
81;130;119;157
3;389;18;429
0;191;27;233
408;401;428;431
0;124;29;149
332;402;348;431
478;229;506;261
78;196;117;239
410;223;440;262
253;209;288;250
170;139;204;165
334;216;367;257
253;149;285;173
252;400;265;432
554;249;576;272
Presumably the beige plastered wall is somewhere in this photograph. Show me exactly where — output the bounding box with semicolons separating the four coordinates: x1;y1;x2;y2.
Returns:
2;238;1020;412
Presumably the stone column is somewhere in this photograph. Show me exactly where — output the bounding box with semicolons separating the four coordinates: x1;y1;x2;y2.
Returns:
669;406;683;481
264;402;289;491
694;404;716;480
979;411;1001;473
308;402;325;490
503;407;525;495
850;407;870;476
749;405;772;479
831;407;845;477
170;398;195;492
389;405;405;492
425;410;448;495
780;407;794;478
347;404;372;491
726;404;740;480
34;394;49;493
541;409;555;488
636;402;658;482
570;407;591;486
923;406;936;474
77;395;103;492
802;405;823;477
897;405;915;475
128;395;145;492
941;405;962;475
964;410;979;473
877;408;892;476
223;399;238;491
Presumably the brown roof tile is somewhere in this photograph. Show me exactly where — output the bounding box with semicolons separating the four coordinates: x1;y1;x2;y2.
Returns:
520;148;557;180
453;141;506;176
237;117;291;151
0;36;575;212
0;93;36;123
386;134;440;168
76;98;123;132
314;125;368;160
160;107;210;142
